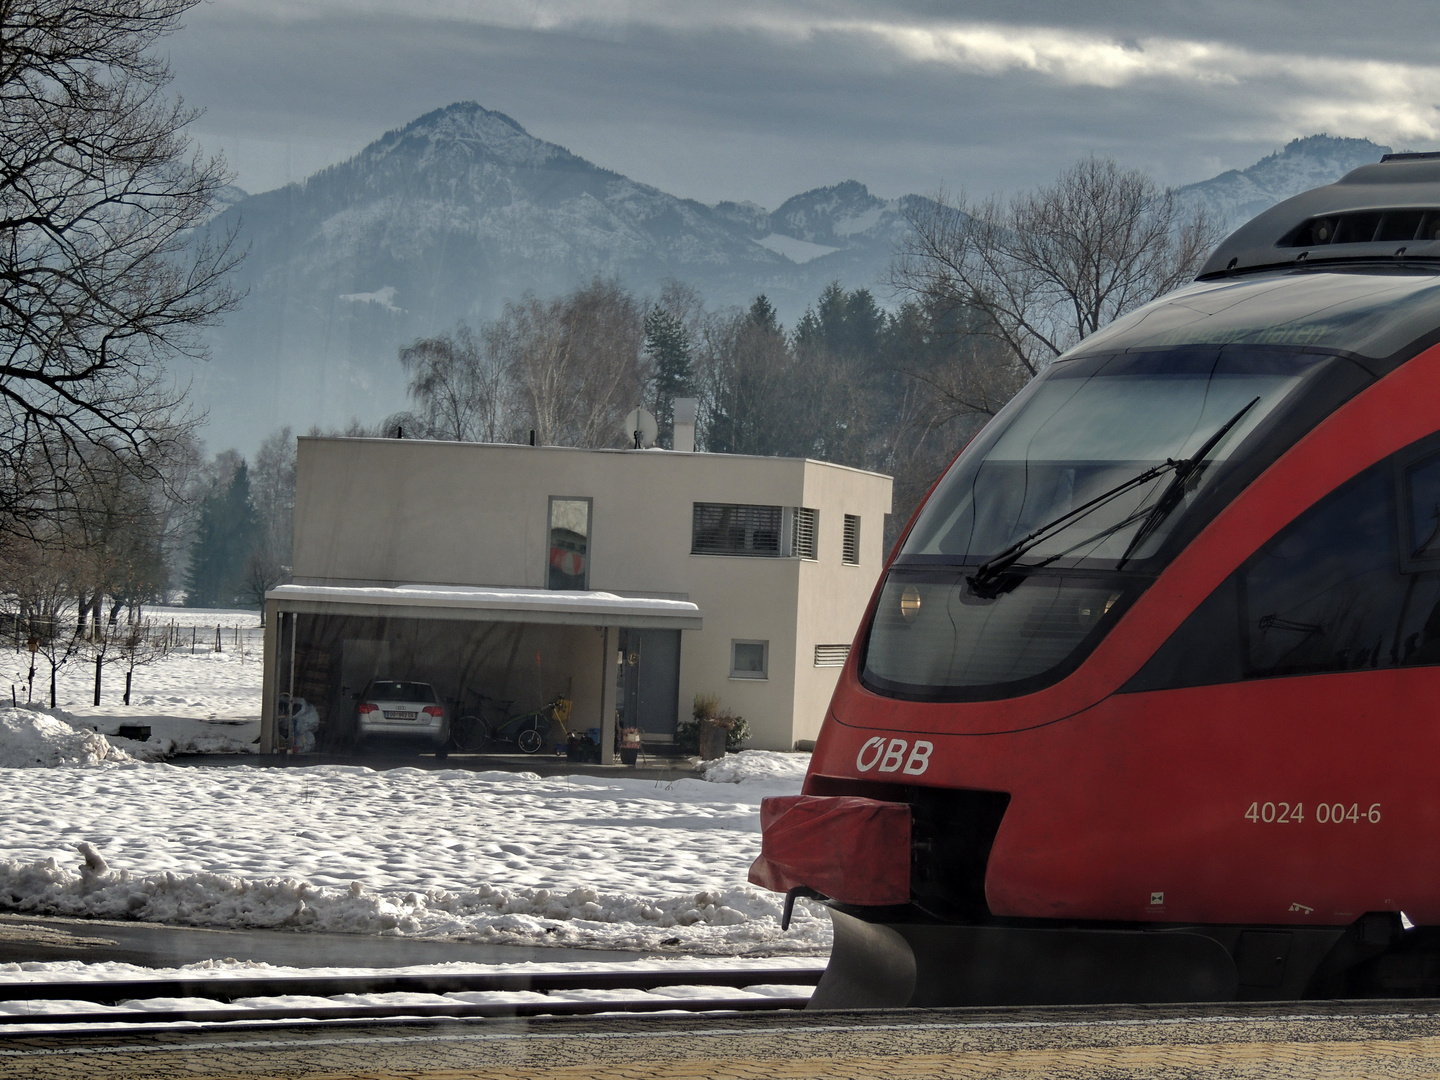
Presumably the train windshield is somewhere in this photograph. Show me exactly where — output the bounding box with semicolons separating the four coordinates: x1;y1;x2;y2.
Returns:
903;348;1321;565
865;345;1341;701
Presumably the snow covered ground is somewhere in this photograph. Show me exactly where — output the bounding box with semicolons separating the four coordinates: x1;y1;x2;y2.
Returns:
0;709;824;958
0;615;828;968
2;607;263;755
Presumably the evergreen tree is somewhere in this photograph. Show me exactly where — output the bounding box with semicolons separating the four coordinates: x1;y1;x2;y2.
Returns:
707;296;794;456
795;282;886;361
747;295;780;335
184;462;259;607
644;307;692;445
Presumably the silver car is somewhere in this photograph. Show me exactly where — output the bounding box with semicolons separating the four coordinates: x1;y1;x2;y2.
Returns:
354;679;449;755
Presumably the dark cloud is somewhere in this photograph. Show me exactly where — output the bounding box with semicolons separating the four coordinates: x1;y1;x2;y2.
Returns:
168;3;1440;205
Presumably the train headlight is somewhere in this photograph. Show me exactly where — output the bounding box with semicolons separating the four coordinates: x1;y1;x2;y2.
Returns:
900;585;922;622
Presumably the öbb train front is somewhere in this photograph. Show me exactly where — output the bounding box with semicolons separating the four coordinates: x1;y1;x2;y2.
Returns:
754;154;1440;1007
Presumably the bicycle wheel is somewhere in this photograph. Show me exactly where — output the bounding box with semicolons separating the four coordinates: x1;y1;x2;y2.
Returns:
452;714;488;753
516;724;544;754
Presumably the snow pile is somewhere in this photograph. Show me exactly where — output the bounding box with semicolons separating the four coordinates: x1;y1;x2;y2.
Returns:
701;750;810;785
0;763;826;955
0;709;131;767
0;848;828;955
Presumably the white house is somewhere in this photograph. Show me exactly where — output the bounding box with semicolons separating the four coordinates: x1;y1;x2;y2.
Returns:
261;436;892;759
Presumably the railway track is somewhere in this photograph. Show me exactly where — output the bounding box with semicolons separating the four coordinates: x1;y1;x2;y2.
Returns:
0;965;824;1032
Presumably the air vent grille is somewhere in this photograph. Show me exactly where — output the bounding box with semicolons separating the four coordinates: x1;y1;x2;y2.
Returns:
842;514;861;564
1280;209;1440;248
792;507;818;560
814;644;850;667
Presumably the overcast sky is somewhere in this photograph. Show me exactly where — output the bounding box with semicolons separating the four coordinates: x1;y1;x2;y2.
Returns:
168;1;1440;207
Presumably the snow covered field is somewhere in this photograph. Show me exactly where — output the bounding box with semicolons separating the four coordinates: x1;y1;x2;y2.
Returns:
1;607;263;755
0;710;824;960
0;612;828;974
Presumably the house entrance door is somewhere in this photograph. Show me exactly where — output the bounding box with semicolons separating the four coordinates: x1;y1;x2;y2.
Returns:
617;629;682;742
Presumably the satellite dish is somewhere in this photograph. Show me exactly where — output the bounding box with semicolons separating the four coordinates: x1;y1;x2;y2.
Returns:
623;407;658;449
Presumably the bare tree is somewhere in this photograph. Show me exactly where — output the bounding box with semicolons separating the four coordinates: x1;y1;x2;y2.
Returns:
0;539;82;707
240;546;285;622
250;427;296;569
891;158;1220;417
0;0;242;538
397;324;513;442
491;278;646;448
114;619;162;705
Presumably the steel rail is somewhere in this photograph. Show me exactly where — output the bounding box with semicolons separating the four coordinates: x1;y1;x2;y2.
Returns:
0;966;822;1005
0;993;813;1030
0;968;821;1031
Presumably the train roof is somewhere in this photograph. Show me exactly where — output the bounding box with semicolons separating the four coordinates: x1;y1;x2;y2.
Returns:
1201;155;1440;277
1073;267;1440;362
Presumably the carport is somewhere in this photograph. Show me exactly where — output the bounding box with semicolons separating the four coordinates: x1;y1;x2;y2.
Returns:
261;584;703;763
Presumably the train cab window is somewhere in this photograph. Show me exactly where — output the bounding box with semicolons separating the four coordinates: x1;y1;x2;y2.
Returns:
1402;451;1440;568
1241;461;1401;678
1127;443;1440;690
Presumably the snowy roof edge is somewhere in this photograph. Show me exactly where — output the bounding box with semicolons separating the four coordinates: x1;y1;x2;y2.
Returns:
265;583;703;628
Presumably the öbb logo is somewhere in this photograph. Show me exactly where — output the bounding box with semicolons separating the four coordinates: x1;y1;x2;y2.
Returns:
855;737;933;775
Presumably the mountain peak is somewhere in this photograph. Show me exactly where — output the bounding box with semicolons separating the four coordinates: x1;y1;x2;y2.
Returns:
1273;133;1390;162
357;100;572;172
1177;133;1393;228
771;181;894;245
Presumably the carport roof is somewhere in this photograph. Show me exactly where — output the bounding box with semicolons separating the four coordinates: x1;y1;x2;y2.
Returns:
266;583;702;629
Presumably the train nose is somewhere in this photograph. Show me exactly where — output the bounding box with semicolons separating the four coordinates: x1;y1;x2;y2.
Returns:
748;795;912;906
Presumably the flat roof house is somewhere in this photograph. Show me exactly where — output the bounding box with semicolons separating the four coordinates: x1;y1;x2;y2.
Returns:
262;437;892;760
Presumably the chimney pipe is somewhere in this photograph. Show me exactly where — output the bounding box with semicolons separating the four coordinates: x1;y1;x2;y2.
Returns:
673;397;697;453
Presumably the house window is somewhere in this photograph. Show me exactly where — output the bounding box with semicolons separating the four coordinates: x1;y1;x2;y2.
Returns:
731;639;769;679
548;497;591;590
693;503;782;556
842;514;861;564
792;507;818;560
692;503;818;558
814;644;850;667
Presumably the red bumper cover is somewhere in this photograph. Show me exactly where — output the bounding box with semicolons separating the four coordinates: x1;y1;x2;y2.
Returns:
748;795;912;906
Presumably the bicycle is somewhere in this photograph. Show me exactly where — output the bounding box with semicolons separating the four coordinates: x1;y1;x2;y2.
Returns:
449;692;507;753
452;695;571;755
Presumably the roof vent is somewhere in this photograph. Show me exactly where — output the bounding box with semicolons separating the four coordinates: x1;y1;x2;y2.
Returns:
1199;157;1440;278
1279;209;1440;247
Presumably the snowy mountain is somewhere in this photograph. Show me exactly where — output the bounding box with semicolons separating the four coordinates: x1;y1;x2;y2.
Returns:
191;103;910;449
190;106;1397;453
1176;135;1392;230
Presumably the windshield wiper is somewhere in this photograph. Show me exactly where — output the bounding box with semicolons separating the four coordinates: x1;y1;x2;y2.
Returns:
966;396;1261;597
1115;396;1260;569
967;460;1180;597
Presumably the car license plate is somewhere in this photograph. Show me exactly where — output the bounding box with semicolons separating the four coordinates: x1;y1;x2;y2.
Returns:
384;710;417;721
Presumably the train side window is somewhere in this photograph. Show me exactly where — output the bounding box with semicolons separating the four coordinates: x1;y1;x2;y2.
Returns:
1125;448;1440;692
1240;461;1398;678
1402;450;1440;568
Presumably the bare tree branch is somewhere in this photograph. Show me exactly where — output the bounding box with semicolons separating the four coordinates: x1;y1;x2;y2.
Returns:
0;0;242;538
